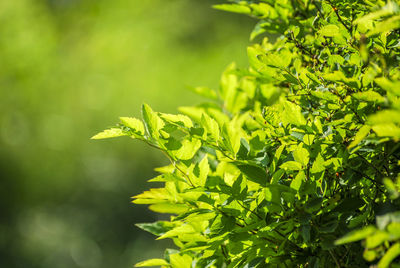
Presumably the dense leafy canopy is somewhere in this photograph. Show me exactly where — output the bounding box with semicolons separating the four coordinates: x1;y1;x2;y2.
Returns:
94;0;400;267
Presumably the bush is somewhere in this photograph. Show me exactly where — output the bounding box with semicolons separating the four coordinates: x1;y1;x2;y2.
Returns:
93;0;400;267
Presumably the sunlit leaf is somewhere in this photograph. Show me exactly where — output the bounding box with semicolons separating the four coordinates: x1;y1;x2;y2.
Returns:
134;258;169;267
91;128;126;139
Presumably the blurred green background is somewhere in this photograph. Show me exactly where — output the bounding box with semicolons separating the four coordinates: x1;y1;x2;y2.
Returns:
0;0;253;267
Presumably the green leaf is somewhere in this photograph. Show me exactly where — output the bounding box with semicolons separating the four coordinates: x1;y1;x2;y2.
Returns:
363;249;377;262
169;253;192;268
282;101;306;126
318;24;340;37
264;183;295;205
365;231;389;249
142;103;164;138
383;178;400;199
91;128;126;139
236;164;267;186
136;221;175;236
367;15;400;37
301;224;311;243
290;170;305;191
375;77;400;96
293;146;310;167
280;161;303;171
263;49;293;69
270;145;285;173
270;169;284;184
133;188;170;201
311;154;325;173
352;91;386;103
305;197;323;213
149;203;188;214
369;110;400;125
213;4;252;15
135;258;170;267
160;113;193;128
119;117;145;136
219;63;239;112
201;113;220;142
170;138;202;160
348;125;371;149
158;224;196;240
372;124;400;138
221;122;240;156
335;226;376;245
319;220;338;233
193;156;209;186
378;243;400;268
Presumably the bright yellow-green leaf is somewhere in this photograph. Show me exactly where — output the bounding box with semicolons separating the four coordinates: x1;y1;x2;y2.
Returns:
132;199;166;204
142;103;164;138
197;156;209;186
367;14;400;37
169;253;192;268
318;24;340;37
291;170;305;191
263;49;293;69
303;134;315;145
270;144;285;173
247;46;267;72
387;222;400;238
352;91;386;103
133;188;170;201
213;4;252;14
378;242;400;268
282;101;306;126
369;110;400;125
375;77;400;96
134;258;169;267
159;113;193;128
220;63;238;106
335;226;376;245
280;161;303;171
311;154;325;173
372;124;400;138
119;117;145;135
171;138;202;160
270;169;284;184
157;224;196;240
201;113;220;142
348;125;371;149
365;230;389;248
221;122;241;156
293;146;310;166
149;203;188;214
363;250;377;262
91;128;126;139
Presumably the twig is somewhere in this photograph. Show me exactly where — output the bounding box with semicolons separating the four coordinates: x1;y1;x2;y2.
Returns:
326;0;352;35
329;249;341;268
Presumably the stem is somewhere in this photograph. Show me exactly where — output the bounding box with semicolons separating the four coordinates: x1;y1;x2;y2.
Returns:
326;0;352;34
355;152;387;178
284;69;305;89
143;139;196;185
237;201;263;220
329;249;341;268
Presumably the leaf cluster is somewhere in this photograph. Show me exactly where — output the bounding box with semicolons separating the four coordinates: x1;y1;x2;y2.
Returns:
94;0;400;267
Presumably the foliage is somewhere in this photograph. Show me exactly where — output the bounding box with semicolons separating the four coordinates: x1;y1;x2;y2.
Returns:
0;0;252;267
94;0;400;266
